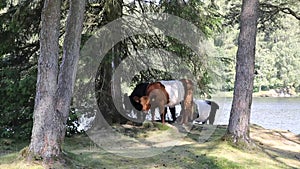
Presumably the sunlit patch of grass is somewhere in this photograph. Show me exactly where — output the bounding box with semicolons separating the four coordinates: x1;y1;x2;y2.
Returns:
0;152;19;164
1;125;299;169
0;162;44;169
200;141;290;169
0;152;44;169
62;141;245;169
153;122;171;131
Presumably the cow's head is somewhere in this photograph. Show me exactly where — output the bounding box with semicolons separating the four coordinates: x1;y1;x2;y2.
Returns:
133;96;151;111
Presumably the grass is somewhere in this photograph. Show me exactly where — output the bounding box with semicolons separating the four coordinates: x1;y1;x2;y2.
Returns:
1;124;299;169
0;139;43;169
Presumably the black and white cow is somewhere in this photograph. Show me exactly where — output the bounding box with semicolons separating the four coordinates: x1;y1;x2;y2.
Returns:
193;99;219;125
126;80;219;125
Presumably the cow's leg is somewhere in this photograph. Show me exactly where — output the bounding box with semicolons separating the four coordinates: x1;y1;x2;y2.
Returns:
180;79;194;124
136;110;143;123
159;106;165;124
160;107;168;123
169;107;176;122
179;103;186;124
142;112;146;122
151;108;155;122
208;101;218;125
136;111;146;124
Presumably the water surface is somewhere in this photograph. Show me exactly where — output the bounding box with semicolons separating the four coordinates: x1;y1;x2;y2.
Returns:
213;97;300;134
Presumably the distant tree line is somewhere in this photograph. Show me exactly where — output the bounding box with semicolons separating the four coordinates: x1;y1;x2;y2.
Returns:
218;0;300;93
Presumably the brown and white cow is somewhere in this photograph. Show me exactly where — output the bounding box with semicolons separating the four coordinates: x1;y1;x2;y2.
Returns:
134;79;193;124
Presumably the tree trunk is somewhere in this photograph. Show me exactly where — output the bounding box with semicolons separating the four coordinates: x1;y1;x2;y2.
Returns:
56;0;85;145
94;0;125;126
29;0;85;163
96;61;115;125
95;46;127;126
29;0;62;161
225;0;259;145
112;46;128;124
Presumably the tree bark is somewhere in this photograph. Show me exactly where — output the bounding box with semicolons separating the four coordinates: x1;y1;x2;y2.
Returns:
95;0;125;126
225;0;259;145
29;0;62;161
29;0;85;162
56;0;85;145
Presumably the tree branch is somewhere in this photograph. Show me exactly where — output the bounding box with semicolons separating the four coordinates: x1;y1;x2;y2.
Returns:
281;7;300;20
260;2;300;21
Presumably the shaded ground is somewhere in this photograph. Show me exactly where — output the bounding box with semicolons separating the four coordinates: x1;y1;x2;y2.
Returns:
0;123;299;169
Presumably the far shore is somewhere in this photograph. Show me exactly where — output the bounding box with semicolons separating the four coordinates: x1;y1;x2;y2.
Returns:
211;90;300;98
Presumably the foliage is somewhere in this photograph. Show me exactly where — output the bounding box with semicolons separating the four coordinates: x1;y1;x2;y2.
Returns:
90;0;223;124
0;0;41;139
161;0;222;37
255;18;300;92
0;0;86;139
131;68;173;85
223;0;300;33
216;0;300;93
122;0;223;96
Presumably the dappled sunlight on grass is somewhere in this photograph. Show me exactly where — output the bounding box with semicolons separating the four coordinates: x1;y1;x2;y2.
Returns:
0;152;43;169
250;124;300;168
1;124;299;168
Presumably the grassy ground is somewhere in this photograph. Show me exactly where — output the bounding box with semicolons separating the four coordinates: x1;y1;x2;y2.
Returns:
0;123;299;169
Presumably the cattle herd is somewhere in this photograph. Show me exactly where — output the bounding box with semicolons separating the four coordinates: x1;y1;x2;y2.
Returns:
123;79;219;125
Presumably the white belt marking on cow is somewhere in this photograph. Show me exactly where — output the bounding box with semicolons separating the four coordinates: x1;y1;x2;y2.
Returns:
159;80;185;107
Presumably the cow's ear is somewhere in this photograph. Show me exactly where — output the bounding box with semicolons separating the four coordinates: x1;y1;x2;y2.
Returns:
133;96;140;103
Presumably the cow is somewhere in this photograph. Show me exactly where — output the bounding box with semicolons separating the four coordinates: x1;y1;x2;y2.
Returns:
193;99;219;125
135;79;194;124
127;82;177;123
128;83;149;111
125;83;149;123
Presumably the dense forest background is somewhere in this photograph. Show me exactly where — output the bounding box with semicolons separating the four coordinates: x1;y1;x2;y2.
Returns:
0;0;299;139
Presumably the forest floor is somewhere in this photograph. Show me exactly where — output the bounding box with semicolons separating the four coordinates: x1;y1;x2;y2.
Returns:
0;123;300;169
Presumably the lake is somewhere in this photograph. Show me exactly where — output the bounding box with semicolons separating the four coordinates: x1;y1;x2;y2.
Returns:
213;97;300;135
78;97;300;135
